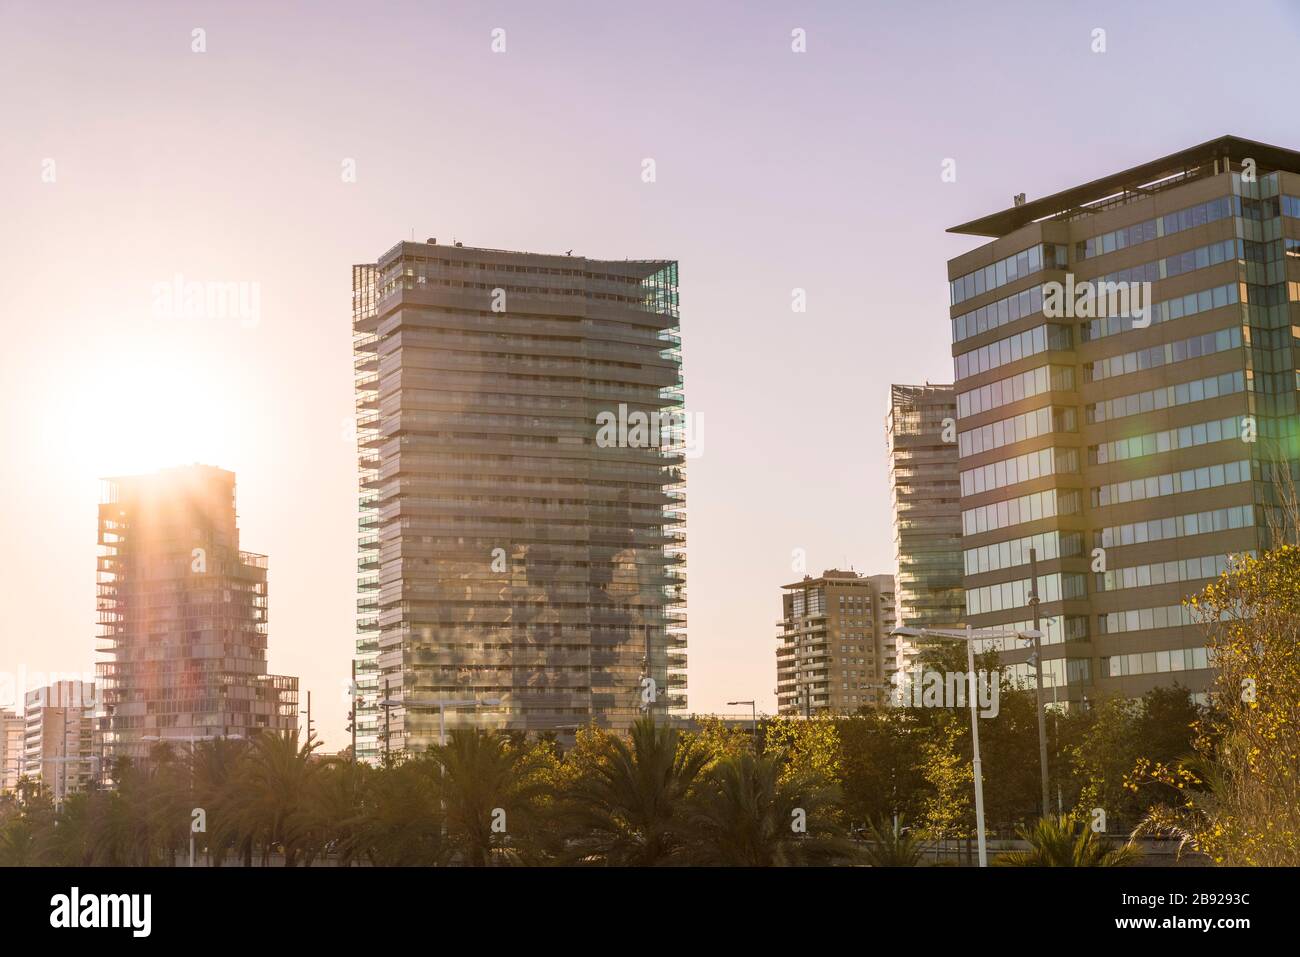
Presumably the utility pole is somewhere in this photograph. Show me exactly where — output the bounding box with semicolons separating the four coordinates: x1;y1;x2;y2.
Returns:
381;678;392;766
1028;547;1051;818
301;690;314;746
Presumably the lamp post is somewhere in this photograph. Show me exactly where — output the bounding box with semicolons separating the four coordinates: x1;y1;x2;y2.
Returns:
891;623;1042;868
1027;547;1051;818
727;700;758;741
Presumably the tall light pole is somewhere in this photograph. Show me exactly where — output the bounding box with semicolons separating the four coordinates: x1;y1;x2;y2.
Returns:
891;623;1041;868
1027;547;1051;818
727;700;757;741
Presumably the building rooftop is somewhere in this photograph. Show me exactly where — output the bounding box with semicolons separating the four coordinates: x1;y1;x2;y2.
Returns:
948;135;1300;238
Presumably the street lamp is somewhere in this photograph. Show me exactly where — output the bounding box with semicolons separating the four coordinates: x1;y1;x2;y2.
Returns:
891;623;1041;868
727;700;758;740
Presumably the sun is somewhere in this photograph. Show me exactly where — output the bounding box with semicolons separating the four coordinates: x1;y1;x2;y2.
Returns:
42;334;242;483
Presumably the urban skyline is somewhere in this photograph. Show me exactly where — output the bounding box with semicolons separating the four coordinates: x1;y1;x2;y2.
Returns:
5;1;1300;754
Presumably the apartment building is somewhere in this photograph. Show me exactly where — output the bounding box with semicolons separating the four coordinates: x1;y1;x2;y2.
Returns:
947;135;1300;703
351;240;687;758
23;681;97;803
886;383;966;677
96;465;299;762
1;709;24;792
775;570;895;715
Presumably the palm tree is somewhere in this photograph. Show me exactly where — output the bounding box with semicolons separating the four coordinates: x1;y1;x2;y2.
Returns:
563;717;707;865
859;817;926;867
0;816;41;866
995;813;1143;867
432;731;550;866
189;737;250;866
346;757;448;866
302;757;369;866
219;731;321;866
682;750;851;866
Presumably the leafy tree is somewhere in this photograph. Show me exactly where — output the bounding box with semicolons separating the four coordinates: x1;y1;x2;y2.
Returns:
916;715;972;843
836;709;926;827
1134;547;1300;865
761;715;841;790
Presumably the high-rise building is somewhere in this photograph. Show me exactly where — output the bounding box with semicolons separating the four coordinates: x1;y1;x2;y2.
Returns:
23;681;97;803
1;709;25;792
96;465;299;762
351;240;687;759
886;383;966;676
947;135;1300;704
775;570;894;715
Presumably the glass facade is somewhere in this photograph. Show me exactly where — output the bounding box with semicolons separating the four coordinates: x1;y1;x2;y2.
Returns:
352;243;686;760
949;149;1300;704
886;385;965;671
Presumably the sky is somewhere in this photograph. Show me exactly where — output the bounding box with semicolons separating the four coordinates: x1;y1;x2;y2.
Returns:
2;0;1299;748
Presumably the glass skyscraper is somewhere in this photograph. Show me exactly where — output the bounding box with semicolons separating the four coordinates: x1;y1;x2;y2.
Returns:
351;241;687;760
947;136;1300;703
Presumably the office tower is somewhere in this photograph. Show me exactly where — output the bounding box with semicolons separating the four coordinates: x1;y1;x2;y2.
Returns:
776;570;894;715
886;383;966;678
1;709;24;792
351;240;687;759
23;681;97;803
96;465;299;762
947;135;1300;704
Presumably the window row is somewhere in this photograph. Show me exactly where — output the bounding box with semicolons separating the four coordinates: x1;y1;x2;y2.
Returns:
950;244;1068;306
965;572;1087;616
951;285;1045;343
957;364;1074;418
1003;657;1091;688
1089;415;1244;465
961;446;1079;497
1091;459;1252;508
1083;282;1239;341
1095;504;1255;550
1096;602;1199;635
1092;238;1240;287
1075;196;1236;261
1094;552;1239;592
1085;326;1241;383
1103;646;1210;678
970;615;1088;652
959;406;1078;458
1085;370;1245;424
964;530;1083;577
961;488;1081;536
955;324;1074;381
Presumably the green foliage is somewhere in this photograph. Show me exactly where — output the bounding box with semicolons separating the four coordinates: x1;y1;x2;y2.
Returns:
1133;546;1300;865
994;813;1142;867
859;818;927;867
680;750;850;866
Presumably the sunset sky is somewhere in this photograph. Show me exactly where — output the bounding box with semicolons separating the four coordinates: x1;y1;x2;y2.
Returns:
3;0;1299;747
